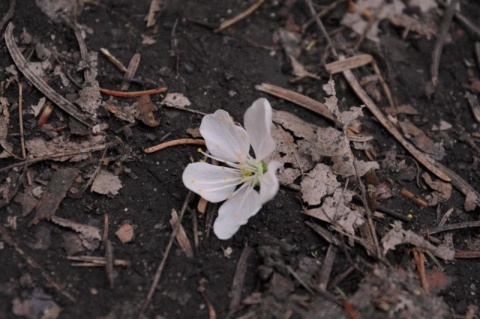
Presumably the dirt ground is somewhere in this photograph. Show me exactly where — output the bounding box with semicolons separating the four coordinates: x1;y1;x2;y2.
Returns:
1;0;480;318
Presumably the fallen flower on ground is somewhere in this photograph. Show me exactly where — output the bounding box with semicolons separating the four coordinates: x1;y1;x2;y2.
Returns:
182;98;280;239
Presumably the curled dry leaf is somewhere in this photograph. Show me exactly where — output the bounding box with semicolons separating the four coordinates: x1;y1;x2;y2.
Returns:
91;169;123;196
381;221;454;260
422;172;452;206
50;215;101;252
136;95;159;127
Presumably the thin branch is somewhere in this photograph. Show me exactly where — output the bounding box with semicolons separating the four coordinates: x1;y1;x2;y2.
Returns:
139;192;193;317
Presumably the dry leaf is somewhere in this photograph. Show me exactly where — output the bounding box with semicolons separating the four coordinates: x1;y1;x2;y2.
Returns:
422;172;452;206
104;102;136;123
304;187;365;236
50;215;101;252
141;34;156;45
162;93;192;109
136;95;159;127
407;0;437;12
91;169;123;196
301;164;340;206
115;223;134;244
465;191;478;212
382;221;454;260
431;120;452;131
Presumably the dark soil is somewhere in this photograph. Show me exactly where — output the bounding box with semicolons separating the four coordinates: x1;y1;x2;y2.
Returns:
1;0;480;318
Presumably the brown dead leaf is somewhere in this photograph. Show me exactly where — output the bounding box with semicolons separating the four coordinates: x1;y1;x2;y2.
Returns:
136;95;159;127
382;221;454;260
91;169;123;196
115;222;134;244
465;191;478;212
422;172;452;206
50;215;101;252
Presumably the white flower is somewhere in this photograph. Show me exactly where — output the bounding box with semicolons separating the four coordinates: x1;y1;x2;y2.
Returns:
182;98;281;240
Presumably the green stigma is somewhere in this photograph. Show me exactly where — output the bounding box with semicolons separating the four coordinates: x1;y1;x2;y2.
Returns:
242;168;253;178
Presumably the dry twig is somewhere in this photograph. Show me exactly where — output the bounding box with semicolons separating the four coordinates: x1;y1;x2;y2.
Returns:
121;53;141;91
99;87;167;98
100;48;128;72
214;0;266;33
144;138;206;154
18;82;26;159
139;192;193;317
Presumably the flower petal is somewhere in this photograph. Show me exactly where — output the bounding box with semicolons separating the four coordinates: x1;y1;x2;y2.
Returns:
200;109;250;163
182;162;242;203
213;186;262;239
244;98;276;160
259;161;281;204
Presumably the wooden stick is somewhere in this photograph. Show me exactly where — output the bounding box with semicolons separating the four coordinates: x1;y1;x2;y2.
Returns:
214;0;265;33
121;53;141;91
429;220;480;235
0;143;109;173
18;82;26;159
139;192;193;317
144;138;205;153
400;188;429;207
99;86;167;98
255;83;338;125
412;250;429;293
330;56;451;182
100;48;127;72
